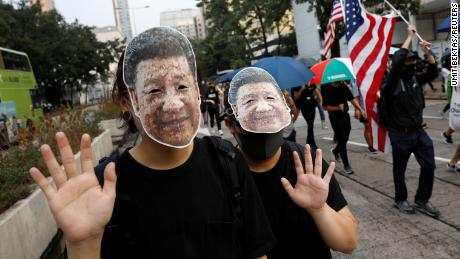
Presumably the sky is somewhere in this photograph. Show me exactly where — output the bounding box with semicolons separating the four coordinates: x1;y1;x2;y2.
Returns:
54;0;198;35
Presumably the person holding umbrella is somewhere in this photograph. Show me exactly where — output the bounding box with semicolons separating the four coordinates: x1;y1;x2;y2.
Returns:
310;58;366;174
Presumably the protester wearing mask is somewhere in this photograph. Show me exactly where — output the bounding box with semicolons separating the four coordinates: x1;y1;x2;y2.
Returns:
225;67;358;259
383;25;440;217
29;27;275;259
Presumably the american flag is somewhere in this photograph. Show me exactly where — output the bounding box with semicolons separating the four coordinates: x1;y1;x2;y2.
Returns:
344;0;396;153
322;0;344;58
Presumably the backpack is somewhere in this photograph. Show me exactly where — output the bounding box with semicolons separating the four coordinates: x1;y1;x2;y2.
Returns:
87;136;242;258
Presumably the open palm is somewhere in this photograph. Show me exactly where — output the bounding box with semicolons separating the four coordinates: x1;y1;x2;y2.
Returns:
281;145;335;211
30;132;117;243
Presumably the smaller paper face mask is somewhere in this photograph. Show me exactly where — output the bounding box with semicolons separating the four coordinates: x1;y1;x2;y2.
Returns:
123;27;200;148
228;67;291;133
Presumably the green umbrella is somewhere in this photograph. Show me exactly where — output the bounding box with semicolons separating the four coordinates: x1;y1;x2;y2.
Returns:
309;58;356;85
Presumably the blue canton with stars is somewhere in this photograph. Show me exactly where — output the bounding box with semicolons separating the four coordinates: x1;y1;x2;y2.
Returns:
330;0;341;15
345;0;365;42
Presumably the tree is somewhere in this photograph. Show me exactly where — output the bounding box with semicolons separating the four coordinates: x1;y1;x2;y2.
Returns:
0;1;124;105
295;0;420;57
195;0;297;75
194;0;252;77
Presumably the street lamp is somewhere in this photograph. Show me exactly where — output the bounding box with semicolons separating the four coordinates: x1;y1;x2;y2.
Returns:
115;5;150;37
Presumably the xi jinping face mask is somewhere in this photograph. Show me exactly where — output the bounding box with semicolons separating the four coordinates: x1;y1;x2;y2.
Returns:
228;67;291;134
123;27;201;148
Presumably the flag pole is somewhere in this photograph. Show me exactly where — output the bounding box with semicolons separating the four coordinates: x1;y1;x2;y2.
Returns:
383;0;424;42
339;0;347;23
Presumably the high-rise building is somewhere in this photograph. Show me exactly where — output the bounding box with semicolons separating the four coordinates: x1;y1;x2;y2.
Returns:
112;0;133;42
30;0;55;12
160;8;206;39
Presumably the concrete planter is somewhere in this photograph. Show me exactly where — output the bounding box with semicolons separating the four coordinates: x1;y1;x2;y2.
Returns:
99;119;127;143
0;129;113;259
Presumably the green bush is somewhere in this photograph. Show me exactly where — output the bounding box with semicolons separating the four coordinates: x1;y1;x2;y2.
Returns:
0;106;105;214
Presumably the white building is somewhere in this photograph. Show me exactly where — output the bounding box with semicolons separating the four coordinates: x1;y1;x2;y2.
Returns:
160;8;206;39
93;26;123;43
77;26;124;105
292;1;322;60
112;0;133;42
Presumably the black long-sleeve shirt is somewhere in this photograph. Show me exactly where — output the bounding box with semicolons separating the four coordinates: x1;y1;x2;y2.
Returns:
384;49;425;130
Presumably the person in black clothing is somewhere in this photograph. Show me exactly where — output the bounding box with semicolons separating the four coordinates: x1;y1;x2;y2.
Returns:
292;84;323;149
383;25;440;218
205;85;223;135
321;81;366;174
224;67;358;259
415;53;437;92
29;27;275;259
282;90;300;142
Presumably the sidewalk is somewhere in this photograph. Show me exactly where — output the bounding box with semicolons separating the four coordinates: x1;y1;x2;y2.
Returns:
293;101;460;258
423;80;448;100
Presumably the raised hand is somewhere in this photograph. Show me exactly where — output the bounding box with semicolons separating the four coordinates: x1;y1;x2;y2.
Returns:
281;144;335;211
420;41;432;53
407;25;416;36
29;132;117;244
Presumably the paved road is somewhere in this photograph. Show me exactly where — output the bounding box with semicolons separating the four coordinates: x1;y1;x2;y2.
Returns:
296;100;459;259
210;99;459;258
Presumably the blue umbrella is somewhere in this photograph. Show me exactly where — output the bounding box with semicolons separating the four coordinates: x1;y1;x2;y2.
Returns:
218;68;244;83
437;16;450;33
251;56;314;90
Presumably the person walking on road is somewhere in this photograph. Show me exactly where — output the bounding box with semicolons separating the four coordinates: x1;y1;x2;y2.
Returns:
350;80;378;155
321;81;366;174
383;25;440;217
205;85;223;135
292;84;323;149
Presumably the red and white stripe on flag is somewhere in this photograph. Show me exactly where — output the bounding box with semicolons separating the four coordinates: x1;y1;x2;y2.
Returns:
322;0;344;58
344;0;396;153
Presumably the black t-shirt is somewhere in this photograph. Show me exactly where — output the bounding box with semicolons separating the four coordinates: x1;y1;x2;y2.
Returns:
206;90;220;109
100;138;275;259
251;141;348;259
295;86;318;109
321;83;354;116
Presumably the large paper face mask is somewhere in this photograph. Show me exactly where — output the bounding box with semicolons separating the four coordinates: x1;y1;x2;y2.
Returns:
228;67;291;133
123;27;200;148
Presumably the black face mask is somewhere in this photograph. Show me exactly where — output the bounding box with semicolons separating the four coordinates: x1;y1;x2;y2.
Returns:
234;130;284;161
400;64;415;79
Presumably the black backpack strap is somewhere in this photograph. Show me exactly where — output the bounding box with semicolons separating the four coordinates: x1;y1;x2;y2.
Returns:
94;153;119;186
203;136;242;219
